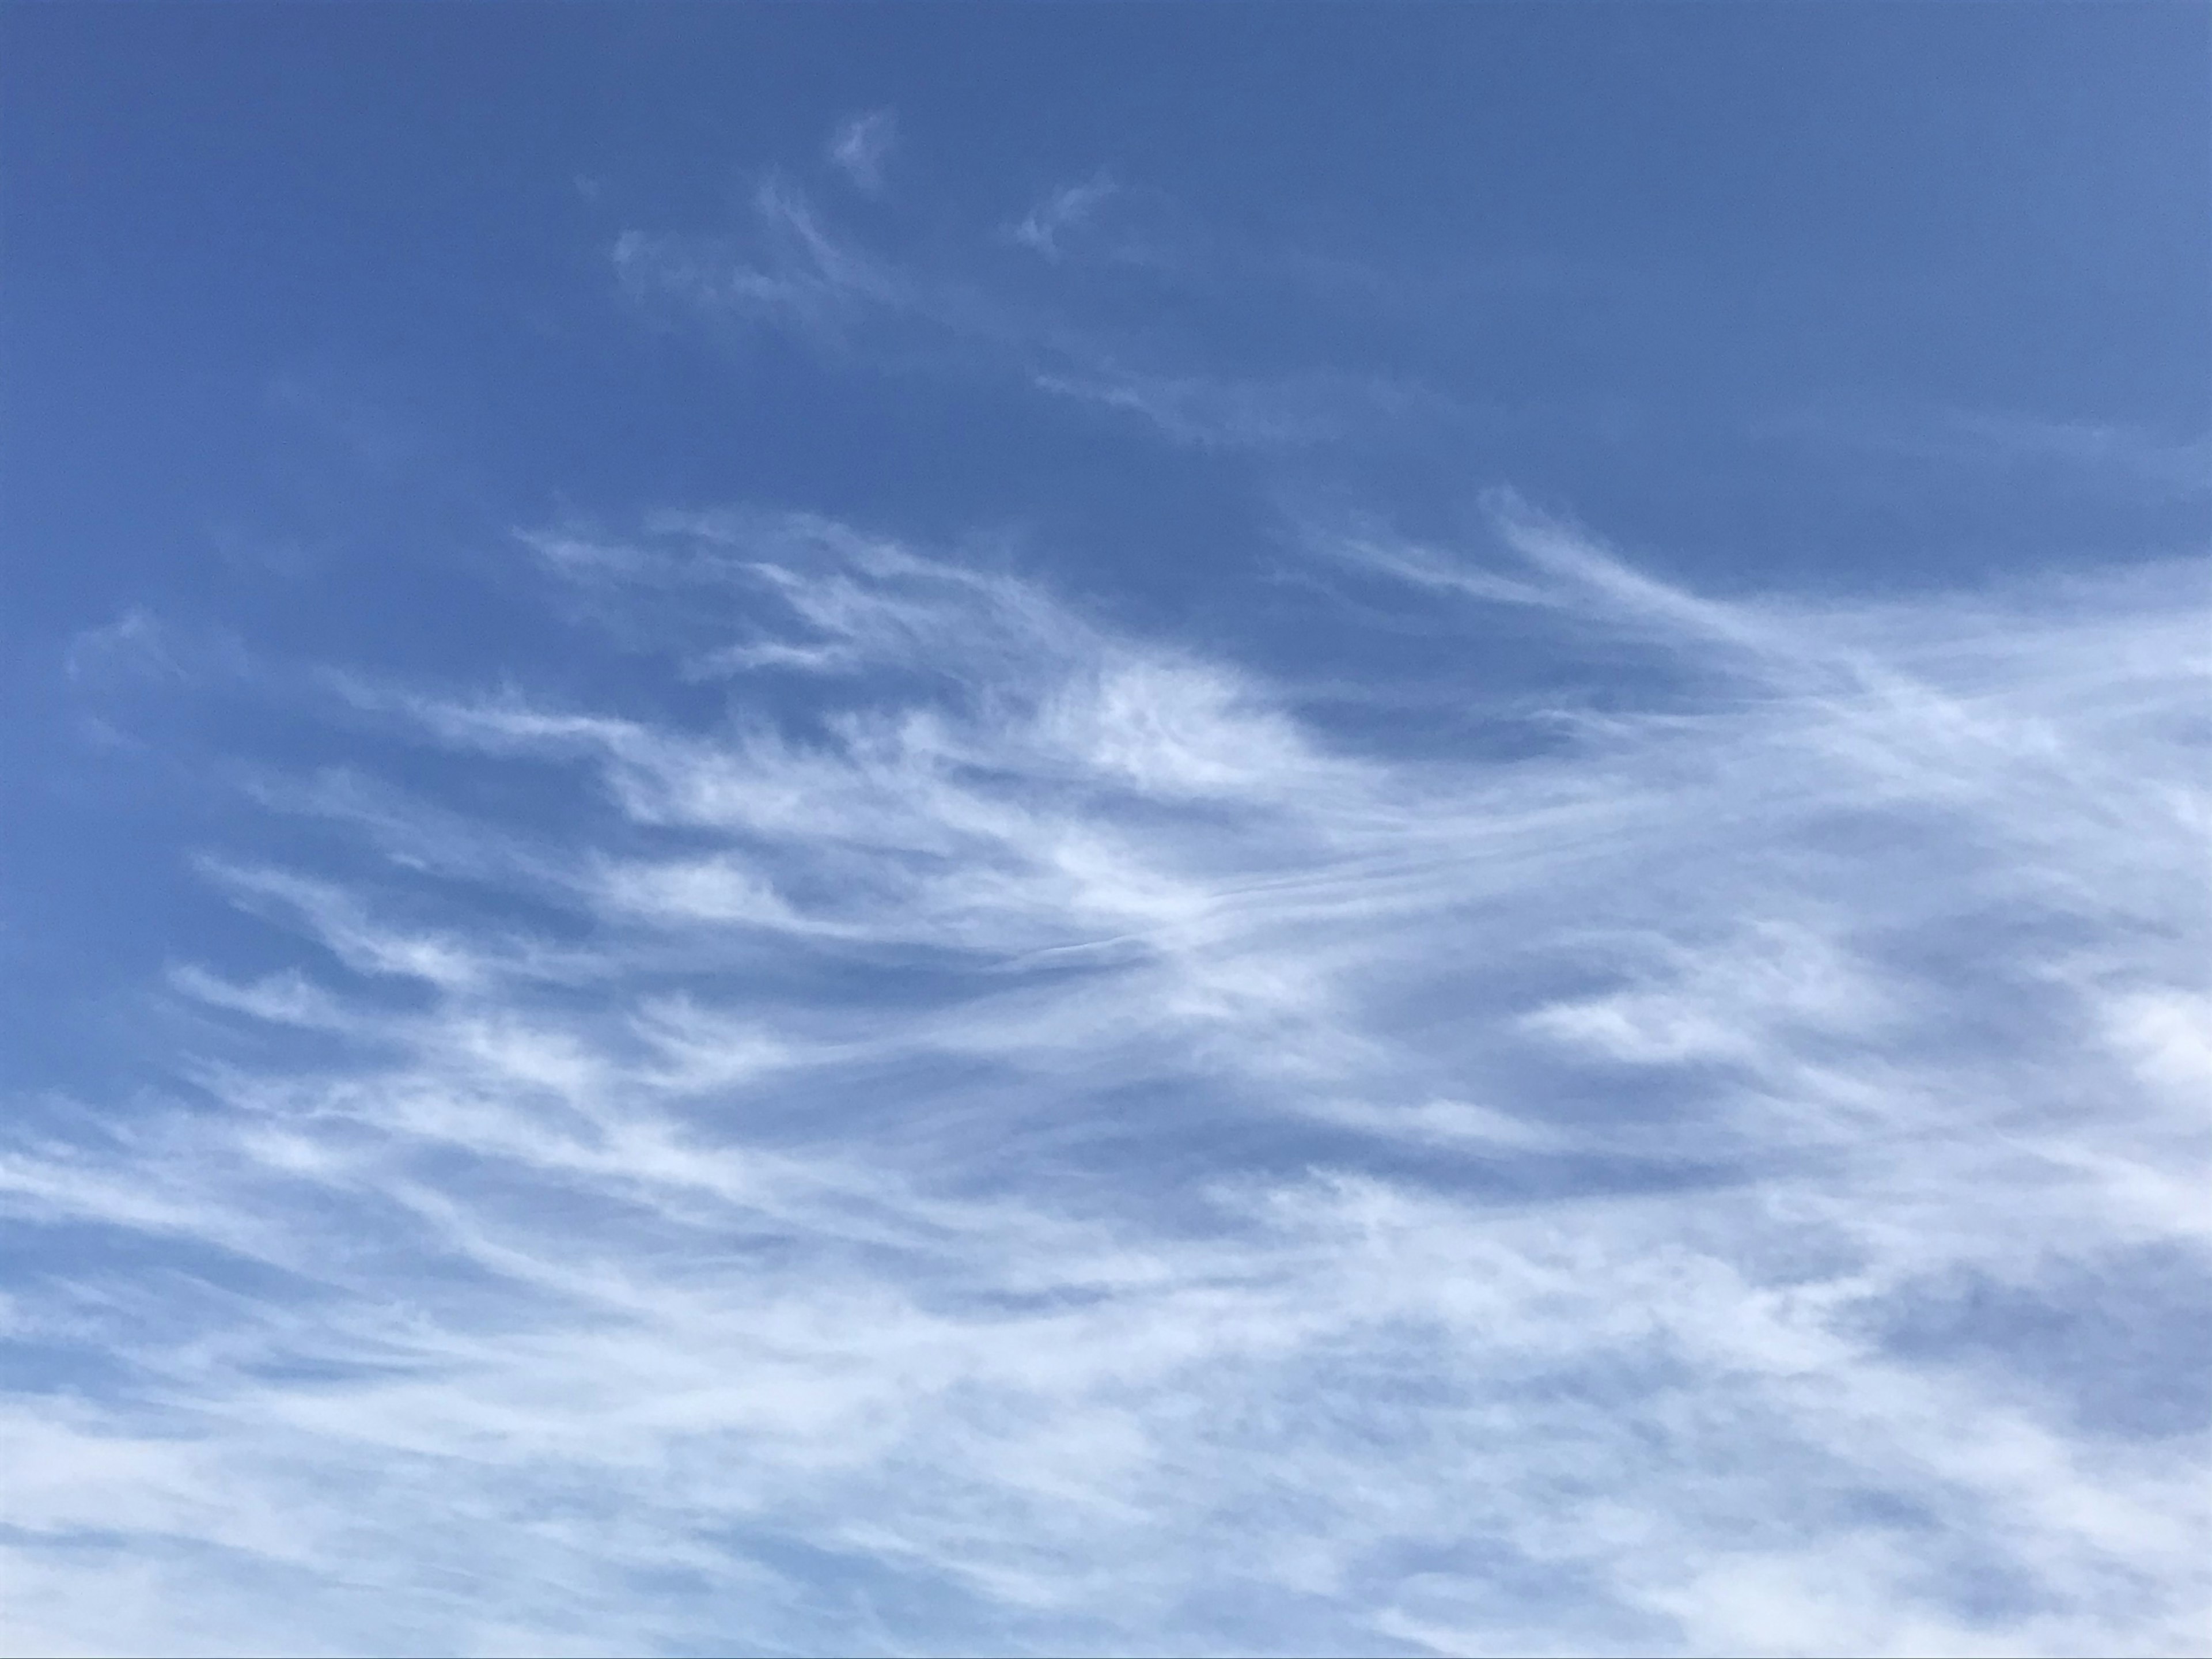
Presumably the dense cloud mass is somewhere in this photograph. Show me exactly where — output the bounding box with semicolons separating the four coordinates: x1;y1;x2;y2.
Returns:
7;498;2207;1654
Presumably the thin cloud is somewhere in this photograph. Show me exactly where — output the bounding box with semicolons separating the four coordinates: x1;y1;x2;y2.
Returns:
1941;410;2212;494
613;177;911;345
829;109;897;194
1035;365;1461;452
1012;172;1117;260
1774;404;2212;498
609;173;1481;457
6;502;2206;1654
63;607;187;687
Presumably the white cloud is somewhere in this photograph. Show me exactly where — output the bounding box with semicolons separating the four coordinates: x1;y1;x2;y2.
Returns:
1772;406;2212;499
1032;365;1444;450
1012;173;1116;260
829;109;897;194
63;608;189;688
5;504;2208;1654
608;177;1470;456
612;179;909;344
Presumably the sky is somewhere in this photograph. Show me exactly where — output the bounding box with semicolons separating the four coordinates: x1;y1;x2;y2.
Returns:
2;4;2209;1654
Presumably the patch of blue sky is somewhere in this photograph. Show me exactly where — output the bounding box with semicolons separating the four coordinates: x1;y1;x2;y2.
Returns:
3;5;2208;1655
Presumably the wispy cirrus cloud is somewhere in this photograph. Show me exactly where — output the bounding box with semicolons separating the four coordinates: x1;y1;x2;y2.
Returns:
1010;172;1118;261
6;493;2206;1654
612;177;916;346
1032;365;1459;450
1938;411;2211;493
1771;405;2212;499
608;171;1465;454
828;109;898;195
63;608;190;689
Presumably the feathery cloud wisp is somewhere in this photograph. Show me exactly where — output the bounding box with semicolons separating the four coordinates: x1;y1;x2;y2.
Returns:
6;497;2207;1655
830;110;897;194
1012;173;1117;261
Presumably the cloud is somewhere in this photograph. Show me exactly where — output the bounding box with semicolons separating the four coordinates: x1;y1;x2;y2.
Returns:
6;497;2207;1653
612;177;912;346
606;169;1494;460
63;608;186;688
1774;406;2212;499
1011;173;1117;260
1033;365;1455;451
829;110;897;194
1941;411;2212;495
609;180;1451;456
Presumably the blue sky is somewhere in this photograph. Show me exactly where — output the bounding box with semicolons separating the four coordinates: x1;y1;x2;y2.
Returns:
3;5;2209;1654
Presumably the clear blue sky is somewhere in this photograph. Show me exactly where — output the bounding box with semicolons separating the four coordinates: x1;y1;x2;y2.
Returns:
3;6;2208;1654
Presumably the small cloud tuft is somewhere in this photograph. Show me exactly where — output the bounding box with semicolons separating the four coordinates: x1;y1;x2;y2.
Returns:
828;109;897;194
1012;172;1116;259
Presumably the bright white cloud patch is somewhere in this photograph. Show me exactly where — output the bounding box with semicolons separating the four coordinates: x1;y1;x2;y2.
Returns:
5;499;2207;1656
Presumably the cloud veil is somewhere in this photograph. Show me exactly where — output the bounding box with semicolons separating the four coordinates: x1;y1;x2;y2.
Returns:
7;21;2211;1649
6;490;2206;1656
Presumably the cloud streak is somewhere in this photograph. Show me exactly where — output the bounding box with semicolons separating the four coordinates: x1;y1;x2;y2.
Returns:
6;496;2207;1654
608;175;1462;454
1771;406;2212;500
829;111;897;195
1011;173;1117;261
